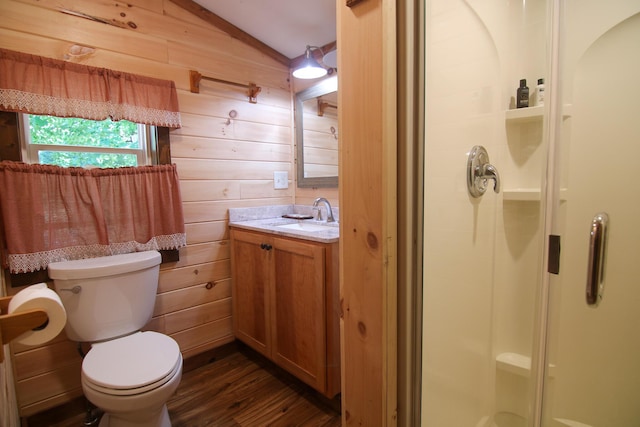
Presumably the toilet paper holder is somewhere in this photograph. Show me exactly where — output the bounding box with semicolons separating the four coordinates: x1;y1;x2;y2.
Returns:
0;296;48;362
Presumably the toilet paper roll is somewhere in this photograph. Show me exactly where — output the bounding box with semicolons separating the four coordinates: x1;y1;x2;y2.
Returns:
7;282;67;346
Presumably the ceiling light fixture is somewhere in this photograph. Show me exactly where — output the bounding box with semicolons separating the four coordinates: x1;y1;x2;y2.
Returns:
292;45;327;79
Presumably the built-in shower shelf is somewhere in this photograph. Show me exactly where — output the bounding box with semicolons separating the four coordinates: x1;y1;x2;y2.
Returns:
497;352;532;376
503;188;568;201
505;105;544;122
505;104;573;123
496;352;555;377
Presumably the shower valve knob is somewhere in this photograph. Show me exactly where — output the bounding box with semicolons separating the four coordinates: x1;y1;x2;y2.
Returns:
467;145;501;198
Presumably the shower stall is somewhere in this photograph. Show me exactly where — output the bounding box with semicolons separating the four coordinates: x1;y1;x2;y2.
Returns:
420;0;640;425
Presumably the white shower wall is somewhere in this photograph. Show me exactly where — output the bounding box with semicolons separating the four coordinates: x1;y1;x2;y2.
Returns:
422;0;549;425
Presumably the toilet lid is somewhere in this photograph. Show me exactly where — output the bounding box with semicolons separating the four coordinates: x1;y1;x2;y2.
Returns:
83;331;181;390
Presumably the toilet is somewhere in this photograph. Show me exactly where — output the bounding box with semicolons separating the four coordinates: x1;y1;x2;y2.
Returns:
48;251;182;427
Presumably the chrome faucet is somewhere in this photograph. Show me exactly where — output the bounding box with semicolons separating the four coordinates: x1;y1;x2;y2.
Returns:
312;197;335;222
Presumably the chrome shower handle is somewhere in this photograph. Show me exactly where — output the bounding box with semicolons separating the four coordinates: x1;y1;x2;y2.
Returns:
467;145;501;198
481;163;501;193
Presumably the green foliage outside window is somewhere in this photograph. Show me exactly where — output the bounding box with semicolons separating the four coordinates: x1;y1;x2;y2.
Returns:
28;115;141;168
37;151;138;168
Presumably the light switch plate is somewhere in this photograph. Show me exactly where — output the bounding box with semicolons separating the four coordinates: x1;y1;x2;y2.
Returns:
274;171;288;189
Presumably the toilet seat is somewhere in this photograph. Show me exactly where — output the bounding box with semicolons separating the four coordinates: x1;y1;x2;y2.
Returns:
82;331;181;396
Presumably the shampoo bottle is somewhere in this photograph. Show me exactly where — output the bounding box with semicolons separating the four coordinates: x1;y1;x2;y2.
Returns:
517;79;529;108
535;78;545;106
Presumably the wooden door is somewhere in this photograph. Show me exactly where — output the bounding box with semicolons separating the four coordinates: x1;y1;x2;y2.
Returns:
271;237;327;392
230;229;272;357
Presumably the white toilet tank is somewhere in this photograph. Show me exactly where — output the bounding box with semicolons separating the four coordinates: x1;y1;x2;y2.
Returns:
48;251;162;343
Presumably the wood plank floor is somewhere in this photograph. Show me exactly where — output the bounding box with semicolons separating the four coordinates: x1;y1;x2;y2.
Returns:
25;342;342;427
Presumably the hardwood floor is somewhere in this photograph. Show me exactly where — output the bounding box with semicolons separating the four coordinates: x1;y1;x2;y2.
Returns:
25;342;342;427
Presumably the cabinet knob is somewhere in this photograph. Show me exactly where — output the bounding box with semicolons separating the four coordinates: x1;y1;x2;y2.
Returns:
260;243;272;251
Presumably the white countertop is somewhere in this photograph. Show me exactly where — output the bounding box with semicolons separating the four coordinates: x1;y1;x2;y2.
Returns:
229;217;339;243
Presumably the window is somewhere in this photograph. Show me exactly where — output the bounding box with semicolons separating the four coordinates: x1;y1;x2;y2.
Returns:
20;114;155;167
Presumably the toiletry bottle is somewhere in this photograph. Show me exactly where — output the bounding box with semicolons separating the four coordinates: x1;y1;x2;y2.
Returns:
517;79;529;108
535;78;545;106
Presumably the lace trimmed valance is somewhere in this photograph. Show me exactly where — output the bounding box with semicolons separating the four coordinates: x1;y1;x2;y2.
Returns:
0;48;181;128
0;161;186;273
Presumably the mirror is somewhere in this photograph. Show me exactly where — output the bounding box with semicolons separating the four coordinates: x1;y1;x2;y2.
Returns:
295;76;338;188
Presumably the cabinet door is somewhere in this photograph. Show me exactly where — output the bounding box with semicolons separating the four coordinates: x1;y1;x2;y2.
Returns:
230;229;272;357
271;237;327;392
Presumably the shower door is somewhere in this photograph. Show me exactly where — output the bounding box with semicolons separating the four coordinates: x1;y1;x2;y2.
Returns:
542;3;640;426
421;0;640;426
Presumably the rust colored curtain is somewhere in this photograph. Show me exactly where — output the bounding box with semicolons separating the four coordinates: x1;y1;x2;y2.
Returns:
0;48;181;128
0;161;186;273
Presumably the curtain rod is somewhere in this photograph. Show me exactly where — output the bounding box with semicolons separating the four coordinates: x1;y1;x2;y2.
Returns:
189;70;261;103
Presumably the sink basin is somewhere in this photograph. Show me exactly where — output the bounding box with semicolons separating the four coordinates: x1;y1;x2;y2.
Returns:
277;222;331;232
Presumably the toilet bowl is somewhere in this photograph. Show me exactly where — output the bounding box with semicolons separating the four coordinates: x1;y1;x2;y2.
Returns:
82;331;182;427
48;251;183;427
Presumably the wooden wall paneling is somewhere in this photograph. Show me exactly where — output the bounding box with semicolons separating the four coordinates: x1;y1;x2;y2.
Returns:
158;260;230;294
16;0;287;71
169;42;289;91
182;198;292;224
13;0;260;62
0;27;69;59
152;298;231;336
179;88;293;122
175;114;291;145
0;25;184;85
185;221;229;244
238;180;294;199
0;11;287;95
181;178;295;204
182;199;234;223
179;334;235;361
15;362;82;409
179;179;242;202
186;92;293;123
169;316;233;352
171;136;291;163
175;159;291;181
13;339;82;379
161;241;230;269
43;0;163;15
15;0;164;30
0;1;168;62
121;0;163;13
18;386;84;418
338;0;397;425
177;81;291;108
9;327;66;353
154;278;231;316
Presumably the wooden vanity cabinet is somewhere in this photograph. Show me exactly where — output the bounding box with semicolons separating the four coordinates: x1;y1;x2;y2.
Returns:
230;227;340;398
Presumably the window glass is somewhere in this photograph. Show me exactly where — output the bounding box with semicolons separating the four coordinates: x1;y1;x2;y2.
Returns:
23;115;151;168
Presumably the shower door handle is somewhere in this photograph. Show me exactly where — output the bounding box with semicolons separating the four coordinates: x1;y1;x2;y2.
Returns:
586;212;608;307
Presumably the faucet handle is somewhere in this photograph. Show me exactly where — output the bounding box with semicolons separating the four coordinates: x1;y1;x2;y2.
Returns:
313;206;323;221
